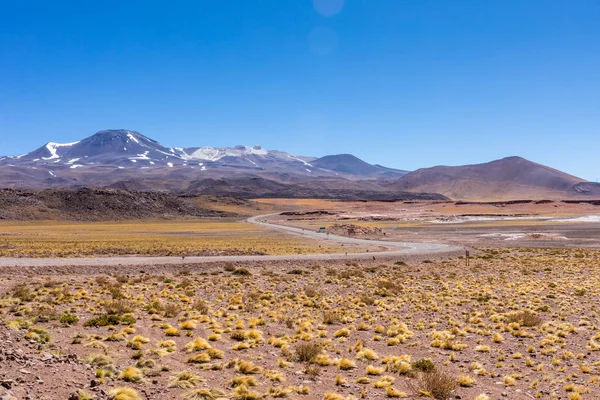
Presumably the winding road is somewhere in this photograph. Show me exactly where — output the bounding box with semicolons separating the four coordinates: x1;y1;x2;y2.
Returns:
0;213;460;267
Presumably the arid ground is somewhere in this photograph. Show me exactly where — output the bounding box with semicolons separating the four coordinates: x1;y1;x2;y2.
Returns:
263;199;600;249
1;199;600;400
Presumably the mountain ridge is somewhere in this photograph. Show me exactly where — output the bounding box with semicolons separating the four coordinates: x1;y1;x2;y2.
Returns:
0;130;597;201
3;129;406;180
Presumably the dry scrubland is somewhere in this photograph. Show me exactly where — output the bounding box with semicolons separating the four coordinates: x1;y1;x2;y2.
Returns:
253;199;600;219
0;220;357;257
1;249;600;399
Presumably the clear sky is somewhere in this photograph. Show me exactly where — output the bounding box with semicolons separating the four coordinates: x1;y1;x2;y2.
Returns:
1;0;599;180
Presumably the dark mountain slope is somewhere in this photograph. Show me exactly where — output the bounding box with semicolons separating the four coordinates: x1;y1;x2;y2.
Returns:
312;154;408;178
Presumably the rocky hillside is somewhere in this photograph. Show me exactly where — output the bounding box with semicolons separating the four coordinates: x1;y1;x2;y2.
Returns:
0;188;234;221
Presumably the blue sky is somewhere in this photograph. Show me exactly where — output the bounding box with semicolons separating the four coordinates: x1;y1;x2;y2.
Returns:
1;0;599;180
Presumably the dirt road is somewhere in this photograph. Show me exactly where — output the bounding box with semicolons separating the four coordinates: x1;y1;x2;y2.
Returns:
0;214;460;267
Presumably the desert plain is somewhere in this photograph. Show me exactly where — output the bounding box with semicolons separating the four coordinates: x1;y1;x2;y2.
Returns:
1;198;600;400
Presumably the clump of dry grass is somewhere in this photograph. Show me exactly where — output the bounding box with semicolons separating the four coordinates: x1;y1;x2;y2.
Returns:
182;388;226;400
410;369;456;400
323;311;341;325
108;387;142;400
506;310;543;327
168;371;204;388
102;299;133;314
294;341;323;362
118;366;144;383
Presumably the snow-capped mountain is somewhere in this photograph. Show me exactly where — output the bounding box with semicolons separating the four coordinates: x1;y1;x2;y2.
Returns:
0;129;408;190
18;130;188;168
182;145;317;173
10;129;326;173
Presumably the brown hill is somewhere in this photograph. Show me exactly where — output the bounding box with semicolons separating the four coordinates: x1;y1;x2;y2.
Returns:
184;177;448;200
389;156;586;200
0;188;234;221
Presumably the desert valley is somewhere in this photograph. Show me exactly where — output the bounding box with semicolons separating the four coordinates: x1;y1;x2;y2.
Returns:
0;130;600;400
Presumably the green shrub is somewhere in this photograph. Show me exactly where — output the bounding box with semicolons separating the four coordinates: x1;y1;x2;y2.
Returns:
60;313;80;325
83;314;135;327
412;358;436;372
25;327;50;343
232;268;251;276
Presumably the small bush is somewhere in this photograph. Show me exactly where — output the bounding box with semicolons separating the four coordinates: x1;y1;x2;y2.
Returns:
295;341;323;362
108;285;125;299
323;311;340;325
412;369;456;400
192;299;209;314
506;310;542;327
11;284;33;302
304;364;322;379
163;303;182;318
59;313;80;325
288;269;308;275
377;280;400;293
224;263;236;272
102;299;133;315
412;358;436;372
25;327;50;343
232;268;251;276
359;294;375;305
83;314;135;327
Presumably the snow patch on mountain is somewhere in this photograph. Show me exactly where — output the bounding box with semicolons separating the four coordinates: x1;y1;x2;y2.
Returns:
188;145;268;161
287;154;313;167
43;141;79;160
129;151;150;161
126;132;139;144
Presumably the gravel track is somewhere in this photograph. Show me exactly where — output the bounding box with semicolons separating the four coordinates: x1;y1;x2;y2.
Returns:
0;213;460;267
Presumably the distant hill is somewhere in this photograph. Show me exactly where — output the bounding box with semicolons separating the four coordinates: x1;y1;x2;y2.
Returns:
389;156;586;200
184;177;447;200
0;188;233;221
311;154;408;178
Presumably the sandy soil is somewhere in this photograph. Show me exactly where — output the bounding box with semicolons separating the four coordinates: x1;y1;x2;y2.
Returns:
1;249;600;400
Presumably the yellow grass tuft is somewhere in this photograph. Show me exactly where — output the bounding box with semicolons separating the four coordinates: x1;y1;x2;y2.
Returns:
108;387;142;400
385;386;408;398
118;367;144;383
338;358;356;370
457;375;476;387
